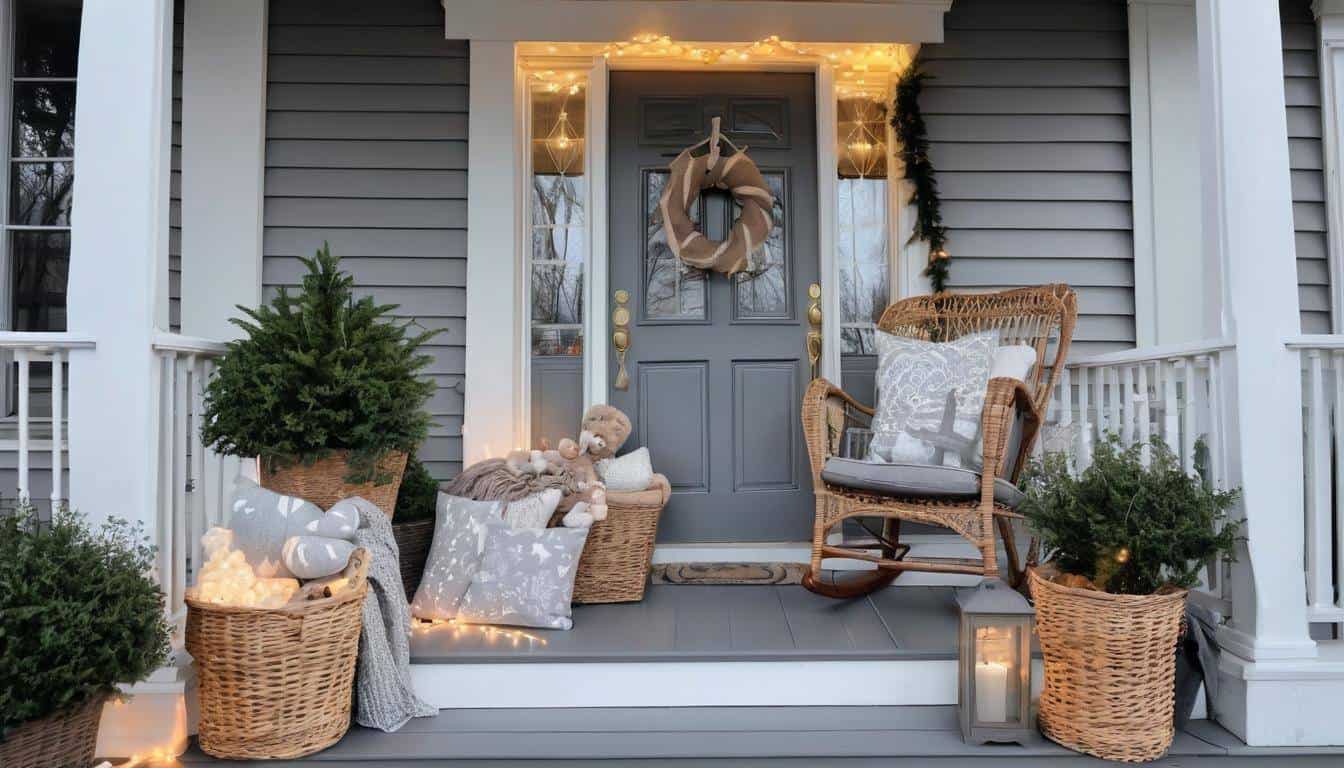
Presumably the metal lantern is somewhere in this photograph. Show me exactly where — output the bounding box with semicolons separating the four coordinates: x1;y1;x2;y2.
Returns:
957;578;1035;745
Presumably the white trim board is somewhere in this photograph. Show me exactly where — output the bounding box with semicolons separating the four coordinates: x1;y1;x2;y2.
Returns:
439;0;951;44
1316;8;1344;332
414;657;1045;709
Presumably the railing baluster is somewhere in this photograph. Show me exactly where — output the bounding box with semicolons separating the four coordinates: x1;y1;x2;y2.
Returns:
1136;363;1151;465
1334;351;1344;610
1181;359;1199;475
172;354;189;621
189;355;206;587
15;349;30;505
1306;350;1333;613
156;353;176;627
1120;366;1134;446
1076;367;1092;470
1107;366;1122;439
49;350;63;508
1162;359;1179;451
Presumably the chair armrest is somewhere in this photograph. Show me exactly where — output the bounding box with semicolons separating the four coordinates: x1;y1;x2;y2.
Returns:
802;377;874;485
979;377;1043;485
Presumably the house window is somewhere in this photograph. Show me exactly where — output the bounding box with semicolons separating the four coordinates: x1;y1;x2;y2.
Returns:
528;73;587;357
836;95;889;355
4;0;80;332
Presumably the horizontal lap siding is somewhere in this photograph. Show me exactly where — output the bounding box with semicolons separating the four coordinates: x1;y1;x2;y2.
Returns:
170;1;182;331
264;0;465;481
1283;0;1332;332
921;0;1134;357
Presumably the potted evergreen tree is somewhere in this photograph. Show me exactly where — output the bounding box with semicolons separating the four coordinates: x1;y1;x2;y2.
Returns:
201;245;439;514
0;506;171;768
1019;436;1240;762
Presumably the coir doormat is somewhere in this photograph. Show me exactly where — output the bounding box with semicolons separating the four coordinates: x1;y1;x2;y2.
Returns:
650;562;805;585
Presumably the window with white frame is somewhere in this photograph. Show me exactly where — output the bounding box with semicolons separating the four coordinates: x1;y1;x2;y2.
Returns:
836;94;889;355
528;72;587;358
3;0;79;334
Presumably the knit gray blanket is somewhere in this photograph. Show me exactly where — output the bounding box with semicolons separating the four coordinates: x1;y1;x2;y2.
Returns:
350;499;437;732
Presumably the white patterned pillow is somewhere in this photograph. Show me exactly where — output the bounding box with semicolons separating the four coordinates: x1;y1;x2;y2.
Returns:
503;489;562;530
596;447;654;491
457;523;589;630
410;493;504;620
868;329;998;469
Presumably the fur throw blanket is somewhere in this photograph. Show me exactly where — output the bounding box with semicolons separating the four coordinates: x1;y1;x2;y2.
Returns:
444;458;584;508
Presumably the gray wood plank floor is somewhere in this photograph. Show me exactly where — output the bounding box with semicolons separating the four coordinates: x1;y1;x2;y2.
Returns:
411;585;963;663
174;706;1341;766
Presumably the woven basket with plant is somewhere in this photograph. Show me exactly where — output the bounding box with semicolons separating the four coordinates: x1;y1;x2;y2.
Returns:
201;244;440;514
392;454;440;598
0;505;171;768
1019;436;1240;763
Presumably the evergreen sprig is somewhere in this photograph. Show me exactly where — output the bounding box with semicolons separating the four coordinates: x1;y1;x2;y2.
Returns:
892;59;950;293
1018;436;1242;595
394;454;440;523
0;505;170;734
201;244;441;483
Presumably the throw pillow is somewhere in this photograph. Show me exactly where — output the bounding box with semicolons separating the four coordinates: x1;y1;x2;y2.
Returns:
229;477;324;578
410;493;504;620
991;344;1037;383
282;536;357;580
456;523;589;630
596;446;654;492
868;329;998;469
503;488;563;530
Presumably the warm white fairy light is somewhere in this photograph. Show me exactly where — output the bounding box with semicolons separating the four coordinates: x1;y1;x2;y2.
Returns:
414;617;549;646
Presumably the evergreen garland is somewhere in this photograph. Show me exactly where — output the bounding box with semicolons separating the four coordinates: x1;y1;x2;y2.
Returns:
892;59;951;293
201;244;441;483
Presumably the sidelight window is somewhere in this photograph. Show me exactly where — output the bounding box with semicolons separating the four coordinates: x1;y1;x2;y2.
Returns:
3;0;80;333
836;95;890;355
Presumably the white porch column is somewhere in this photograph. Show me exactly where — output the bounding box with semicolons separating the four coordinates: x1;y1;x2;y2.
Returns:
1197;0;1323;746
463;41;524;464
1317;0;1344;328
180;0;267;339
67;0;175;526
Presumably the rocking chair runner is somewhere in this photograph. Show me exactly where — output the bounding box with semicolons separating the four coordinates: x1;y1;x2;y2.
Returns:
801;285;1078;598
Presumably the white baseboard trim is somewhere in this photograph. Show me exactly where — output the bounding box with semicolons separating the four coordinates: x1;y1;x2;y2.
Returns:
413;659;957;709
1215;642;1344;746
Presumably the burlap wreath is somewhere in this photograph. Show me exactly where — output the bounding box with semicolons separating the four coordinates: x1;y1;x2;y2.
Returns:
659;119;775;277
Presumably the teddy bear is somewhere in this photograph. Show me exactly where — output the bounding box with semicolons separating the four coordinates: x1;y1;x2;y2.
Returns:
548;405;631;528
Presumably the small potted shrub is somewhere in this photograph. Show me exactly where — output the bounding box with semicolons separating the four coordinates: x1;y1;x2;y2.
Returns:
1019;436;1240;762
0;506;170;768
392;454;440;598
202;244;439;514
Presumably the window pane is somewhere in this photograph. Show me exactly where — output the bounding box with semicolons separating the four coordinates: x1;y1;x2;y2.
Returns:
531;224;586;266
841;327;877;356
532;174;585;227
13;0;82;77
735;171;788;319
12;82;77;157
644;170;705;320
531;84;585;175
10;161;73;225
11;230;70;332
531;326;583;357
531;261;584;326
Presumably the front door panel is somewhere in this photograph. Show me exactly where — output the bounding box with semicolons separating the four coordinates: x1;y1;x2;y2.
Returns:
609;71;819;543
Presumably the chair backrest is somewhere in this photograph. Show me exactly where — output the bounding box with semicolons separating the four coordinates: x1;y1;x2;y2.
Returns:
876;284;1078;416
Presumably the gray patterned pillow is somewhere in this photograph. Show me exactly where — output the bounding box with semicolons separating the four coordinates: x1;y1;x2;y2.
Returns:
410;493;504;620
456;523;589;630
868;329;998;469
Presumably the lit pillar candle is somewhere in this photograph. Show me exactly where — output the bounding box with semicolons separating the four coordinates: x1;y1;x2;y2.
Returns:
975;661;1009;723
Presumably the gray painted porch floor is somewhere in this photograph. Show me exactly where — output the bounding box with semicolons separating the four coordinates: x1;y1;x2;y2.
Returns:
172;585;1344;765
410;584;963;664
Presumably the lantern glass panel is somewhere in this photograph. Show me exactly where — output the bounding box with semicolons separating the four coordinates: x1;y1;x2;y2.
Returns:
972;620;1022;725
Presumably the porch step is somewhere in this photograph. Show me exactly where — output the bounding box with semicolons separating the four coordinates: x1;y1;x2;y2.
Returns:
173;706;1299;766
409;585;972;709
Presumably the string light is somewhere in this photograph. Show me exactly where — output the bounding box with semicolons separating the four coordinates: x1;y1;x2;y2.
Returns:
414;617;549;646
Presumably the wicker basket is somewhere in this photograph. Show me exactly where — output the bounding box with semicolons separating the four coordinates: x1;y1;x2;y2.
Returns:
549;474;670;604
261;449;408;516
1030;568;1188;763
0;694;104;768
391;518;434;599
185;551;369;760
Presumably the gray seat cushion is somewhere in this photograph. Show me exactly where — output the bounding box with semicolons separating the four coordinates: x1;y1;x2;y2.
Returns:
821;457;1025;508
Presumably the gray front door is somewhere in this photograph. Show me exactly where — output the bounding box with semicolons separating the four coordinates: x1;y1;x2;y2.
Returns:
609;71;819;543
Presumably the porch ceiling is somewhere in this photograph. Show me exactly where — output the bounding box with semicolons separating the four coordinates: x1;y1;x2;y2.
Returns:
440;0;952;44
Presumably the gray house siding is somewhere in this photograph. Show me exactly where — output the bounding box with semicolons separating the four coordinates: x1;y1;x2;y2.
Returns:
263;0;466;481
1283;0;1332;333
170;0;182;331
920;0;1135;357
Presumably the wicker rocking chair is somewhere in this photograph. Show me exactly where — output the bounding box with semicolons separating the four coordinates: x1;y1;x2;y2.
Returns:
801;285;1077;598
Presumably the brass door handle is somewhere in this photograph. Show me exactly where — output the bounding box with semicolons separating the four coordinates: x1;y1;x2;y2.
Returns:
807;283;822;380
613;289;631;391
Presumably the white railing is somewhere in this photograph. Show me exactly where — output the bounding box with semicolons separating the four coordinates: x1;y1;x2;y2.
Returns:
1044;338;1235;608
0;332;96;506
152;332;231;625
1286;334;1344;624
